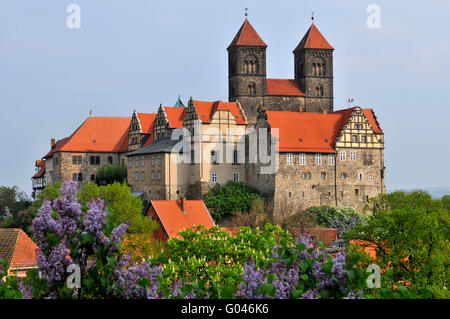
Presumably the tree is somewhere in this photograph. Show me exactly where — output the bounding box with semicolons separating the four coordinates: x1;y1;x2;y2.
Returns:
203;182;264;222
0;186;31;222
303;206;368;237
95;164;127;185
346;191;450;298
78;182;158;235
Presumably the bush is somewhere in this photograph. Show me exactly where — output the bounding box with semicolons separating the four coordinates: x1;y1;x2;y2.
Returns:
96;165;127;185
203;182;264;222
304;206;369;236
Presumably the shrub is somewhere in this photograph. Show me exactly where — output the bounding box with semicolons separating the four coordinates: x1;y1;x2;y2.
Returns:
203;182;264;222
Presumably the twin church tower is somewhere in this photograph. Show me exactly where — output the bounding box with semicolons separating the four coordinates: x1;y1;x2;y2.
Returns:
227;19;334;124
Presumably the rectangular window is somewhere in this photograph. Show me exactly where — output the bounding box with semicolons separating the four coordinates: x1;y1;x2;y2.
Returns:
340;152;346;161
90;156;100;165
141;156;145;167
211;173;218;183
299;153;306;165
157;155;162;166
233;150;239;165
352;135;358;142
141;172;145;181
286;153;293;165
359;173;363;180
135;157;139;167
341;172;347;180
328;154;334;165
211;150;217;164
361;136;367;143
108;156;113;165
315;153;322;165
350;152;356;161
321;172;326;180
191;173;195;183
157;170;161;180
72;156;82;165
128;158;132;168
151;171;155;181
369;174;373;181
152;155;155;166
355;189;359;196
233;173;239;182
134;172;139;182
90;174;96;181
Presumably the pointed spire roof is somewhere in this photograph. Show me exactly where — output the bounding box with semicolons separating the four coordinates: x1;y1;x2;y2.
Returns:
227;19;267;49
173;95;185;107
293;23;334;52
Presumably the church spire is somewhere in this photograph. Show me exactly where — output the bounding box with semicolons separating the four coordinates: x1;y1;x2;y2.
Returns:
227;19;267;50
293;23;334;52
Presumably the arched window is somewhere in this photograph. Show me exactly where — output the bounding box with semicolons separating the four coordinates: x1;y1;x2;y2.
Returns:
319;85;324;96
315;86;320;96
244;55;258;74
313;63;317;75
248;82;256;95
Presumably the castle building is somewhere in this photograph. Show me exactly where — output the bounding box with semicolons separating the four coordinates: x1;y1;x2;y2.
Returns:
33;18;385;216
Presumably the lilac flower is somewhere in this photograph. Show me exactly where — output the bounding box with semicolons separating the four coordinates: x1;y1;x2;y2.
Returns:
82;198;107;242
300;289;318;299
18;281;33;299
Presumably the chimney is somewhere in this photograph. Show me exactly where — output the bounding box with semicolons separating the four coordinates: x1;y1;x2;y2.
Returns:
299;106;303;113
180;197;187;214
51;138;56;149
322;109;328;114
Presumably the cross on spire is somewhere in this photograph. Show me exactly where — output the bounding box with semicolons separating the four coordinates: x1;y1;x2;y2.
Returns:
311;11;314;24
245;8;248;18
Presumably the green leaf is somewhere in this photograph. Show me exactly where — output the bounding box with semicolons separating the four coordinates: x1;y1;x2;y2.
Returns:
83;278;94;291
346;270;355;282
106;256;117;268
322;262;333;275
300;274;309;281
319;241;326;250
137;278;151;287
82;232;94;245
221;285;235;299
256;283;276;297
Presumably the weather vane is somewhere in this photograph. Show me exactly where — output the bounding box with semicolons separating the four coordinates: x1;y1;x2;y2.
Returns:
346;98;355;107
311;12;314;23
245;8;248;18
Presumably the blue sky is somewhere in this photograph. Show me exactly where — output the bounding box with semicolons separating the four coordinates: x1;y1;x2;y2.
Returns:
0;0;449;196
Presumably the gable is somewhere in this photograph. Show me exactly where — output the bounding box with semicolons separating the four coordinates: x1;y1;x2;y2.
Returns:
334;107;384;148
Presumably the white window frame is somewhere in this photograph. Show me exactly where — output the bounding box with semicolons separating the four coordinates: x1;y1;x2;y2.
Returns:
315;153;322;165
328;154;334;165
233;173;239;182
369;174;373;181
340;151;347;161
211;173;218;183
299;153;306;165
286;153;293;165
350;152;356;161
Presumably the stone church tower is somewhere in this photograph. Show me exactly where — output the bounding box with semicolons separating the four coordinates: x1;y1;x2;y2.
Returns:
227;19;267;121
293;23;334;114
228;19;335;124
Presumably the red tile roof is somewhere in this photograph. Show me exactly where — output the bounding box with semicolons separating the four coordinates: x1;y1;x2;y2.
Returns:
163;106;186;128
0;228;38;272
294;23;334;51
43;137;70;159
266;107;382;153
137;113;157;134
266;110;342;153
220;227;240;236
266;79;305;96
228;19;267;49
148;199;215;239
194;100;247;125
32;160;45;178
58;117;131;153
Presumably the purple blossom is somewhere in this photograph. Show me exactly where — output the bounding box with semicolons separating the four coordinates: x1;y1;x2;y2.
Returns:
300;289;319;299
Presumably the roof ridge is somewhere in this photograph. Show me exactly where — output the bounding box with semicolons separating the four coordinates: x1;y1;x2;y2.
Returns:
227;19;267;49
